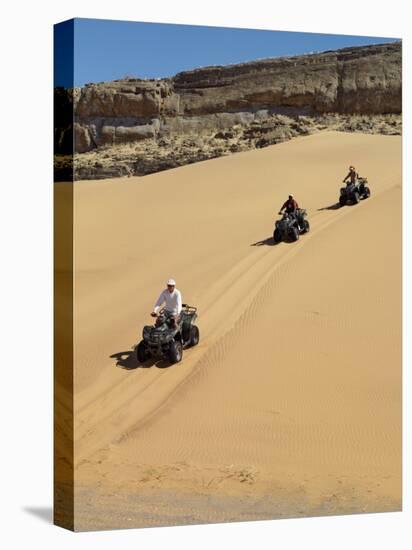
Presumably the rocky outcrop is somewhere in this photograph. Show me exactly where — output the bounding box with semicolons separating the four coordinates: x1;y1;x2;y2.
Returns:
173;42;401;115
54;41;401;179
55;113;399;181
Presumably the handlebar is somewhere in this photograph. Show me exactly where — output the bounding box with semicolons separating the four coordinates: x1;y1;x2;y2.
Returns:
151;304;197;317
151;308;170;317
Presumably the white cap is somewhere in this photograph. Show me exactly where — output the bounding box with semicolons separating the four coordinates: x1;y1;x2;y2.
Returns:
167;278;176;286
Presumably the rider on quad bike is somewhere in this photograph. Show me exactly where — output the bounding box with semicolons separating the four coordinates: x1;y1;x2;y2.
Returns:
343;165;359;186
151;278;182;328
135;279;199;365
279;194;303;230
280;194;299;214
274;194;310;243
339;165;371;206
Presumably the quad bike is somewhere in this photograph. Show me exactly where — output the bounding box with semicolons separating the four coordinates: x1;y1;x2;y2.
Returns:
339;177;371;206
134;304;199;364
273;208;310;244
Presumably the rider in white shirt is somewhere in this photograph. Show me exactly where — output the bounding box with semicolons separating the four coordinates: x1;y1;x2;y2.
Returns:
151;279;182;325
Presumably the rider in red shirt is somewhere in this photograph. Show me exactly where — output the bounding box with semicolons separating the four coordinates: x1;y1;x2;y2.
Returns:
280;194;299;214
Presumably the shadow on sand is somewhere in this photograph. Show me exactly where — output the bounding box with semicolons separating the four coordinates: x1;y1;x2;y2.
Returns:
317;202;341;211
110;350;173;370
251;235;299;246
250;236;276;246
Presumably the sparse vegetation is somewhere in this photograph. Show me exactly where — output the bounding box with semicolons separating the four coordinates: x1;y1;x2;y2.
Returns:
71;113;401;180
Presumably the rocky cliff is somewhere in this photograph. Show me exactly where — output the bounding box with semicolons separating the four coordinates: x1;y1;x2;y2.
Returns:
54;41;401;180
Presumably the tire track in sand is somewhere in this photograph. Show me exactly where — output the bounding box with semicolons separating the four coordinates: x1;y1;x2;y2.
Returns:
100;183;399;451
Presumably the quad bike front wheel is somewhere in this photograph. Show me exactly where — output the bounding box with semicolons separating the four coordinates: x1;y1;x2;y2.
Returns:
273;228;282;244
353;191;360;204
169;340;183;364
136;340;149;363
363;186;371;199
289;227;299;242
339;195;346;207
189;325;200;347
301;220;310;233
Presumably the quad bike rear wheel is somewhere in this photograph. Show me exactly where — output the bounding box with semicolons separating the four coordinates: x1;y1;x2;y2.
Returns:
189;325;200;347
182;321;191;342
169;340;183;364
273;228;282;244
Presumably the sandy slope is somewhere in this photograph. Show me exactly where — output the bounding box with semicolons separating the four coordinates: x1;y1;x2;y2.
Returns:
71;132;401;529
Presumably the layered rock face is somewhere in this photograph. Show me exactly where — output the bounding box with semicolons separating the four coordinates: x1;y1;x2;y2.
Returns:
54;41;401;179
172;41;401;115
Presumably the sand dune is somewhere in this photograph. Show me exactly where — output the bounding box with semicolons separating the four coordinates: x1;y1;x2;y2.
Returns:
71;132;401;529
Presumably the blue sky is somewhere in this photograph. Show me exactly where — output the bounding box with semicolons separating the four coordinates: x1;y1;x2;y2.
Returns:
54;18;398;88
